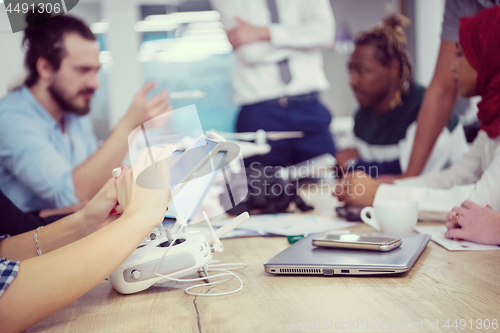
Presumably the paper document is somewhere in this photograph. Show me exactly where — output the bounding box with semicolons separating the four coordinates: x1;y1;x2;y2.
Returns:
210;213;358;237
415;226;500;251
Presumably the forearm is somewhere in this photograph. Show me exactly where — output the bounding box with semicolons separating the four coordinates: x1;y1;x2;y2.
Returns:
236;42;294;65
405;89;457;177
375;183;474;216
72;120;133;201
335;148;360;167
0;211;158;333
0;210;90;261
39;203;84;218
404;40;458;177
269;23;333;48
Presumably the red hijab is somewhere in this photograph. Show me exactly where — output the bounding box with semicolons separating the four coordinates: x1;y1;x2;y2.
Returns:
459;6;500;139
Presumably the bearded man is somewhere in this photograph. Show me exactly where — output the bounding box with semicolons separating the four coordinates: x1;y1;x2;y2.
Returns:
0;14;170;212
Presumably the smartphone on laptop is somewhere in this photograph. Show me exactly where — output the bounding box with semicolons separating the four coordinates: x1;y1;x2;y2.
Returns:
312;234;402;252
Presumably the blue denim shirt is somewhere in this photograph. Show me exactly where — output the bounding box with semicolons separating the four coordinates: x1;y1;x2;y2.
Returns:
0;86;97;212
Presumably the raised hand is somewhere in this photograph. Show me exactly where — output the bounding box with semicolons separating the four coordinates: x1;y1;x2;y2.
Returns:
121;82;171;130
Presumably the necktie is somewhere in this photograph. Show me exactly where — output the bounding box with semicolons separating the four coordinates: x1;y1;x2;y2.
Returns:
266;0;292;84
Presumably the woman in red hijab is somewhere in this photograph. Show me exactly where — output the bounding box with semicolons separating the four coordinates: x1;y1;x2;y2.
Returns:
457;5;500;139
335;6;500;246
444;6;500;245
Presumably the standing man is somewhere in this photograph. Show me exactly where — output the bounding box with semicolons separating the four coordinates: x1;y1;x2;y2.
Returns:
0;14;170;212
211;0;336;167
397;0;500;180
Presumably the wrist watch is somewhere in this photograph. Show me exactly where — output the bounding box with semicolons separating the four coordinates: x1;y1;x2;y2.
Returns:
343;158;358;170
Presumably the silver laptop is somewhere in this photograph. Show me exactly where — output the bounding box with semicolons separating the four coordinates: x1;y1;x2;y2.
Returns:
264;233;430;276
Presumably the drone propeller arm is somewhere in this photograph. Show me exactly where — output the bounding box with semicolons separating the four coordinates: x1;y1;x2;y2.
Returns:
204;212;250;246
203;212;223;253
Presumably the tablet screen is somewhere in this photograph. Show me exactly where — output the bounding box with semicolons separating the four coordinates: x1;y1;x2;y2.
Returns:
165;152;225;220
169;138;220;188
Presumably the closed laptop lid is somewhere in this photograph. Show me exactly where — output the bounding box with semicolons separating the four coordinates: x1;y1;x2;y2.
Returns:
264;233;430;275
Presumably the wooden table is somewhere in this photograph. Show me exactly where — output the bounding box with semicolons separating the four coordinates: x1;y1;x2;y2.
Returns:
26;188;500;333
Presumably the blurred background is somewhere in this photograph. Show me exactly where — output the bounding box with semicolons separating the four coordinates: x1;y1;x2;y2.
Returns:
0;0;446;141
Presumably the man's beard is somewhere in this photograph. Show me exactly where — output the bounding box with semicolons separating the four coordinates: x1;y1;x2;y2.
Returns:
48;82;93;116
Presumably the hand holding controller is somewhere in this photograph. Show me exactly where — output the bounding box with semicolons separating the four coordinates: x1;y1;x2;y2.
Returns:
108;212;249;294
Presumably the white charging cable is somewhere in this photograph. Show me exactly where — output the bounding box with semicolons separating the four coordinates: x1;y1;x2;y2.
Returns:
151;176;247;296
153;228;248;296
154;261;247;296
152;212;248;297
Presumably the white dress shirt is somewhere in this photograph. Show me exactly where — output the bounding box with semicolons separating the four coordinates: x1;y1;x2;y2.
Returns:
211;0;335;105
374;131;500;219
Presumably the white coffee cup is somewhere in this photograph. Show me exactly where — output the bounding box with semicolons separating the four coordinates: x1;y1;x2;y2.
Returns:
360;201;418;233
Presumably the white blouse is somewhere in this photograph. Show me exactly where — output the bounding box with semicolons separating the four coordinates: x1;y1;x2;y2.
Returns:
374;131;500;219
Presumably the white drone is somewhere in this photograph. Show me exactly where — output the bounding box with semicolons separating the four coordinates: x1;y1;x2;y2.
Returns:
212;129;304;158
168;90;305;159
